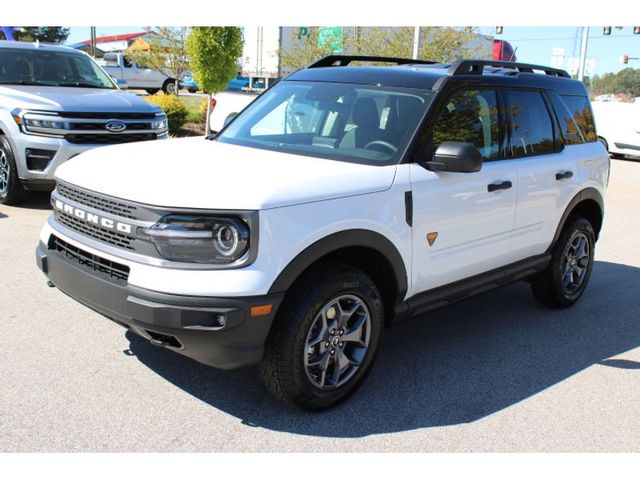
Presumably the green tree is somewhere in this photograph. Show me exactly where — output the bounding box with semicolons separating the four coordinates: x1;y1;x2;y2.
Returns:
590;68;640;97
279;28;335;71
280;26;490;72
126;27;191;96
13;27;70;43
186;27;244;134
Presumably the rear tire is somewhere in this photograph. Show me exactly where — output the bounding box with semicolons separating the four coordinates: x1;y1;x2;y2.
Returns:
259;263;384;411
145;88;159;95
0;136;29;206
531;216;595;308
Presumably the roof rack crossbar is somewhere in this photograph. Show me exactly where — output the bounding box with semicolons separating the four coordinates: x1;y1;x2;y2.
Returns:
308;55;437;68
449;60;571;78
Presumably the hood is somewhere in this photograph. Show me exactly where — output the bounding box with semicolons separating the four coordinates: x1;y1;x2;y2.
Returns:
0;85;160;113
55;138;398;210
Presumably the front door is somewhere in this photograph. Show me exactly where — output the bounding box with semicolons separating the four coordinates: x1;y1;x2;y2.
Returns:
409;87;517;296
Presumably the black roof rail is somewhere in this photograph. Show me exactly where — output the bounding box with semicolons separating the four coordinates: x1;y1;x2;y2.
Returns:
308;55;437;68
449;59;571;78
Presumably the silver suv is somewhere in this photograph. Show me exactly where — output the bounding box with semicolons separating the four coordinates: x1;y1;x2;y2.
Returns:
0;40;168;205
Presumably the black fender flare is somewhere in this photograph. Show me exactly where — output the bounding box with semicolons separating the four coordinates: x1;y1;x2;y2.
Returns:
268;229;408;303
549;187;604;249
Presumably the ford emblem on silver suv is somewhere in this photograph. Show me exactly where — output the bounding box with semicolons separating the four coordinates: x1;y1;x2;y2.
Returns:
105;120;126;132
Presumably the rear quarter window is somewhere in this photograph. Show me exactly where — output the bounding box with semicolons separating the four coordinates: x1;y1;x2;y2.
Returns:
560;95;597;143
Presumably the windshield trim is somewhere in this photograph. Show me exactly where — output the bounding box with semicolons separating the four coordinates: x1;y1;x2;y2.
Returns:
215;80;434;167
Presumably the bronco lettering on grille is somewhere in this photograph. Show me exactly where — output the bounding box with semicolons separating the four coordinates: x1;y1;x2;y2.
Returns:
54;199;133;234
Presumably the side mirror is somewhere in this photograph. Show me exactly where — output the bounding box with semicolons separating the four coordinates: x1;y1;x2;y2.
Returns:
425;142;482;173
223;112;238;128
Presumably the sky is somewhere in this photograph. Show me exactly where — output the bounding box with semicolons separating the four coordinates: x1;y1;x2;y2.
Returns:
65;26;640;77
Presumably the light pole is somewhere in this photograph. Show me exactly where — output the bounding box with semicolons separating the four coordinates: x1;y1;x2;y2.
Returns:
577;26;589;81
412;27;420;60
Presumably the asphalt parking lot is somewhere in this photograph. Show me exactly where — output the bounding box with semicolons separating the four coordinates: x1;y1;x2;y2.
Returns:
1;158;639;452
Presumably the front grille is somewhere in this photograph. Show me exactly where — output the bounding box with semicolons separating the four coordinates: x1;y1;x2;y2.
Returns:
68;122;152;131
57;183;138;220
49;235;130;282
59;111;157;120
65;133;157;145
55;210;135;250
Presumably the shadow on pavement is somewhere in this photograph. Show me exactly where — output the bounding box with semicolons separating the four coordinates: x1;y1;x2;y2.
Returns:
0;211;6;219
125;260;640;438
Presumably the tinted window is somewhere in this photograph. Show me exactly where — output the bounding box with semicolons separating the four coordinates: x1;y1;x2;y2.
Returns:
505;91;555;157
561;95;597;142
431;89;501;160
548;94;584;145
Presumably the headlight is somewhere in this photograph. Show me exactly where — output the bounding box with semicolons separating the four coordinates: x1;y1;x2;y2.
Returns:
152;116;168;130
24;118;65;129
141;215;250;264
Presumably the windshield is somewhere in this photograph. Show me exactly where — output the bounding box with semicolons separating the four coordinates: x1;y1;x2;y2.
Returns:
0;48;116;89
216;81;433;166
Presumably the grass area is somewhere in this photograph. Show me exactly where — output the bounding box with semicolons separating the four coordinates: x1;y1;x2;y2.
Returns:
177;95;206;123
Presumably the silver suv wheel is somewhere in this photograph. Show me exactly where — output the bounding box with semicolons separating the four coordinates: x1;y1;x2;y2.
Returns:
0;150;9;194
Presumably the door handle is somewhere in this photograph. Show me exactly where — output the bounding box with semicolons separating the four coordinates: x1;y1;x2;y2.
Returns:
556;170;573;181
487;180;512;192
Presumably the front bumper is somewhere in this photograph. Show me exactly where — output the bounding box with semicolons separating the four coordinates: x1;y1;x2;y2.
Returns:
35;242;283;370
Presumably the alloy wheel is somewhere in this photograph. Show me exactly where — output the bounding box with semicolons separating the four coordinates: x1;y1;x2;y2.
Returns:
0;150;9;194
561;232;590;295
304;294;371;390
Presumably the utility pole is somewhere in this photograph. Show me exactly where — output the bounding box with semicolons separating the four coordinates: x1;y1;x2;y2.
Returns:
577;26;589;81
90;26;96;57
412;26;420;59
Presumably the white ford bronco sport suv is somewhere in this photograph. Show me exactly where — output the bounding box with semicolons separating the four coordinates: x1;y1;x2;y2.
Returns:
36;56;609;411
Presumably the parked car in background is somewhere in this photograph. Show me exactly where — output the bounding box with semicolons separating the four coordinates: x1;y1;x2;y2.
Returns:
592;101;640;158
180;74;198;93
98;52;176;95
0;40;169;205
208;91;259;133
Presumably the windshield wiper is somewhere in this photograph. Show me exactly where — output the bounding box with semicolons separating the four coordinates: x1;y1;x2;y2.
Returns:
56;82;112;89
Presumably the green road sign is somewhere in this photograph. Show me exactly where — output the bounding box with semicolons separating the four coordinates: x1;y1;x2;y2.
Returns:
318;26;343;53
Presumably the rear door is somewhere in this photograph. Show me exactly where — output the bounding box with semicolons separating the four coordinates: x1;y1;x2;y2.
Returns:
505;89;580;259
409;87;518;295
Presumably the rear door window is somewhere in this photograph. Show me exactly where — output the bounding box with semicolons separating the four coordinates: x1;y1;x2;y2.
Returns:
560;95;597;142
505;90;555;157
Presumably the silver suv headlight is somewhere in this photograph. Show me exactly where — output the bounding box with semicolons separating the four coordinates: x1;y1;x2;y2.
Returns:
141;215;251;264
12;109;66;137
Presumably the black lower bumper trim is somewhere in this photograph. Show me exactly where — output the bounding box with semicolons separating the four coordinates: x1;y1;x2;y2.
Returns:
21;179;56;191
36;242;283;369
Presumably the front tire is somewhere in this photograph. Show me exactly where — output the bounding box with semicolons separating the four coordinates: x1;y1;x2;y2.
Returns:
0;136;29;205
531;216;595;308
259;263;384;411
162;79;176;95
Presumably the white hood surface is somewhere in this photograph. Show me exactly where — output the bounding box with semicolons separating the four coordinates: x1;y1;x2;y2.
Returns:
55;137;398;210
